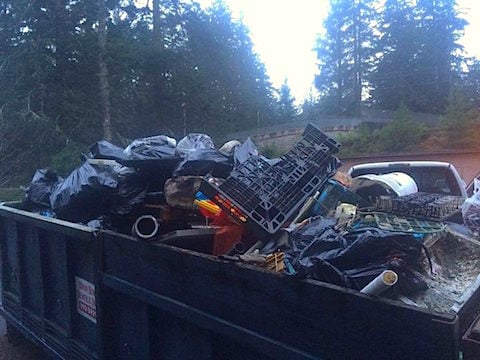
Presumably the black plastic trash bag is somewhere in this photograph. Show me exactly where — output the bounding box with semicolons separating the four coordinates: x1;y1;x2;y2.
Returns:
25;169;63;207
50;162;119;217
176;133;215;158
109;172;148;216
173;148;233;178
89;140;129;161
285;217;425;290
124;135;177;160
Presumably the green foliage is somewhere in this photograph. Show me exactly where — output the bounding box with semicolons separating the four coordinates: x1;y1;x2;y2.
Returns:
338;104;427;154
317;0;468;115
337;123;381;155
298;94;320;123
0;115;65;186
0;188;24;202
180;1;278;138
0;0;478;182
277;80;298;122
441;89;472;131
50;142;87;177
260;143;284;158
317;0;476;153
440;88;478;147
371;0;466;113
315;0;376;115
371;0;419;111
0;0;279;181
461;60;480;108
376;104;427;152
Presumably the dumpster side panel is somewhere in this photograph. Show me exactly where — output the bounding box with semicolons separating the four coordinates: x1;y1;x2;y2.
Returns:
0;205;99;359
100;232;460;360
101;287;151;360
19;225;43;318
17;224;45;342
68;236;98;356
461;312;480;359
40;231;70;345
100;283;273;360
0;218;21;313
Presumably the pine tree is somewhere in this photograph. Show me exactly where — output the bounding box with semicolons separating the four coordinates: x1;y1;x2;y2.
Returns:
371;0;419;110
278;79;298;122
97;0;113;141
461;60;480;107
315;0;376;115
371;0;466;112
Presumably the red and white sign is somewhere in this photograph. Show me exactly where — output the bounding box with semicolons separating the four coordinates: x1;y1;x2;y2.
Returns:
75;276;96;324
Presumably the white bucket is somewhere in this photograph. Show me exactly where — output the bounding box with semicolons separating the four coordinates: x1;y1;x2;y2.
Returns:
350;172;418;197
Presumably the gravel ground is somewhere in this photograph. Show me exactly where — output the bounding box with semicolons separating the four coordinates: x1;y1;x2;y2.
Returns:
0;317;44;360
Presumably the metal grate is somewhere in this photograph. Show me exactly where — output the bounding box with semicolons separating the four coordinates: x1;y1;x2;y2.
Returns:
374;213;445;233
374;192;463;220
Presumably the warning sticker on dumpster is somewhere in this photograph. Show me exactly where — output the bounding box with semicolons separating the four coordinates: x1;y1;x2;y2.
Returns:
75;276;96;324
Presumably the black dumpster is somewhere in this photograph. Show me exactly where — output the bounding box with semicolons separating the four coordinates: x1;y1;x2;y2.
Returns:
2;202;480;359
98;230;467;360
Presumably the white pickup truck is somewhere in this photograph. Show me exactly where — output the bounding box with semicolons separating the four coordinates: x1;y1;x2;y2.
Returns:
347;160;468;199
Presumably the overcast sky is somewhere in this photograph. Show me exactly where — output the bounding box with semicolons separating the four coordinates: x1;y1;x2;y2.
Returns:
206;0;328;103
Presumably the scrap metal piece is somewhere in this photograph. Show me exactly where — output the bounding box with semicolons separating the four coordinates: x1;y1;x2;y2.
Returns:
374;192;463;220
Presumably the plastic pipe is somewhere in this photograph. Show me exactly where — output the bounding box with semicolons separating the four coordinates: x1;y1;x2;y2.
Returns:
292;191;320;224
132;215;160;240
244;240;264;255
225;242;246;256
360;270;398;296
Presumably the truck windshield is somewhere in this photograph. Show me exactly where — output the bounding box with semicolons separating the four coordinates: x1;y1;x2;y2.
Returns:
350;166;463;196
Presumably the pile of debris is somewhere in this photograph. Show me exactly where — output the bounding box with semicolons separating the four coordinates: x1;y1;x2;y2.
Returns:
23;124;480;314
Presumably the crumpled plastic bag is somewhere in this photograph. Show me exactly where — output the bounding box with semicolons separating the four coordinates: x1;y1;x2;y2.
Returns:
124;135;177;159
233;137;259;164
50;161;119;212
175;133;215;158
108;173;147;216
219;140;241;155
164;176;202;209
25;169;63;207
89;140;129;161
462;191;480;234
285;217;425;290
173;148;232;178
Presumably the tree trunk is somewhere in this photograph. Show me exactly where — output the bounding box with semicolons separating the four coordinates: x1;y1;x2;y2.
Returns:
353;0;362;116
97;0;112;141
152;0;163;50
53;0;67;122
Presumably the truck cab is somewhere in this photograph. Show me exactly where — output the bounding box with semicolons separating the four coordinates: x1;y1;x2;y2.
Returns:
348;160;468;198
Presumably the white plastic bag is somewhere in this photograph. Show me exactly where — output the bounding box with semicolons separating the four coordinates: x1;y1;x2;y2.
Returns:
462;190;480;234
